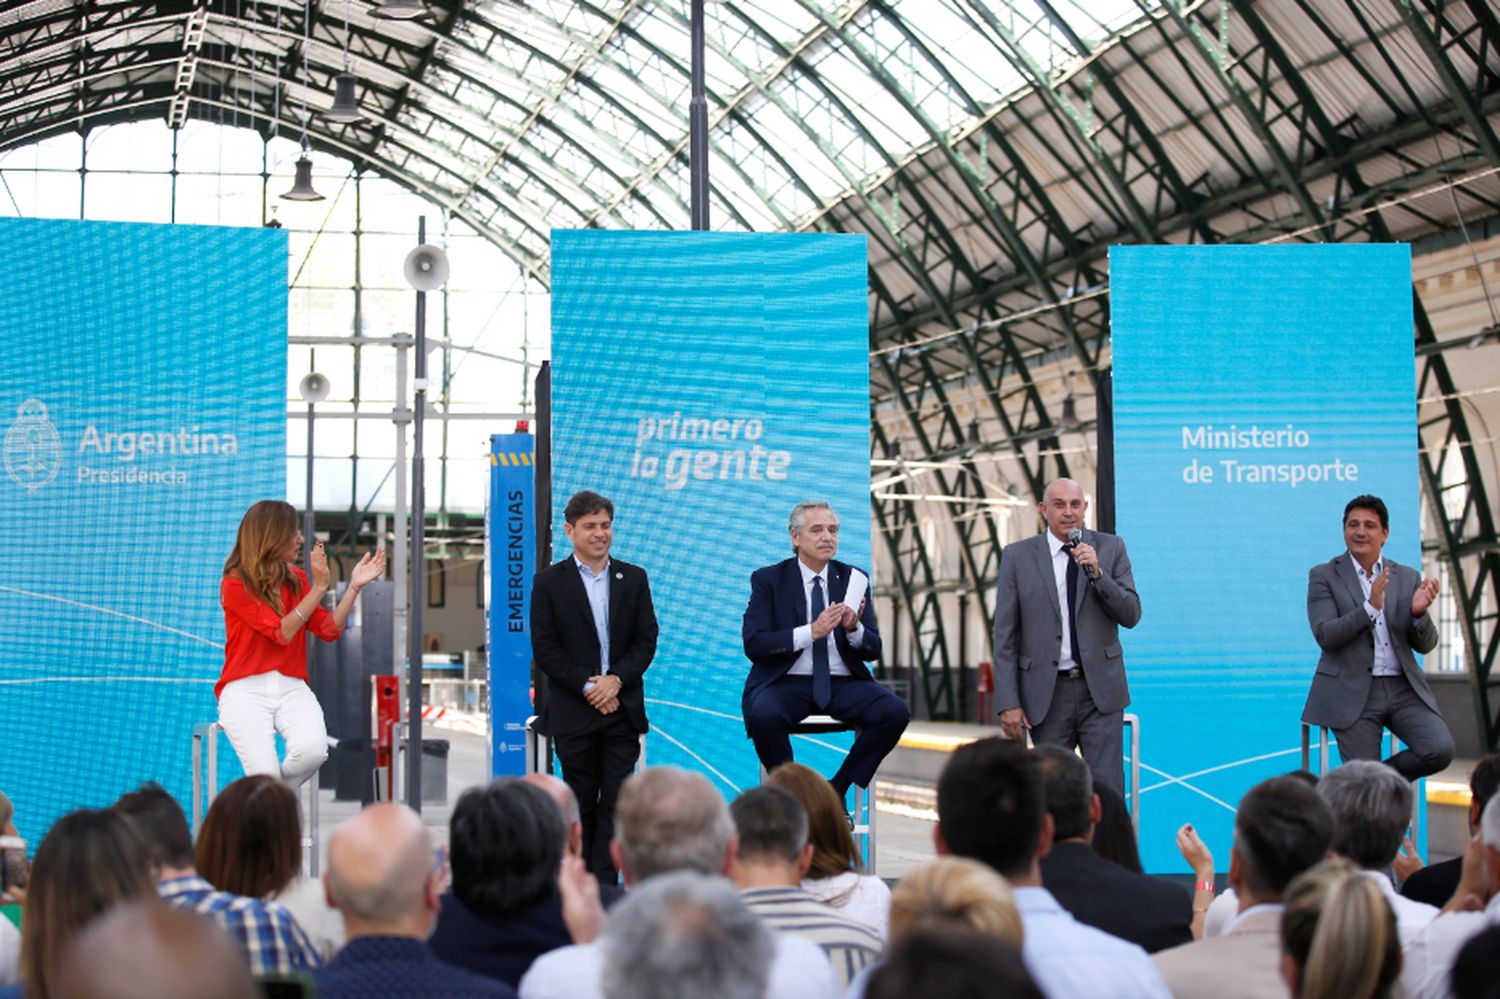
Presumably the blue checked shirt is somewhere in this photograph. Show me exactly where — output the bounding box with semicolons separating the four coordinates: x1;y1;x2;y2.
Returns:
159;876;322;975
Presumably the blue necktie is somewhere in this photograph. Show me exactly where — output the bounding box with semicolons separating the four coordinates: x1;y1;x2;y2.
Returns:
811;576;831;708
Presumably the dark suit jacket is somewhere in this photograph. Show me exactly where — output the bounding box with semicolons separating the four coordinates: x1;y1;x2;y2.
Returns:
740;557;881;735
1040;840;1193;953
1302;554;1439;730
992;530;1142;725
530;556;657;737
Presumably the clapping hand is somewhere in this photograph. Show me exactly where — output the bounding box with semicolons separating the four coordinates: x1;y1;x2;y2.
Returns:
1411;577;1440;617
350;547;387;591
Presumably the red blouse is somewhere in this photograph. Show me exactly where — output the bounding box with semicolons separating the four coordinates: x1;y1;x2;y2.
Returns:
218;566;341;699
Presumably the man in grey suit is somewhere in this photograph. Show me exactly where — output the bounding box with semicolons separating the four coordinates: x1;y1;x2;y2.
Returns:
992;478;1141;796
1302;494;1453;781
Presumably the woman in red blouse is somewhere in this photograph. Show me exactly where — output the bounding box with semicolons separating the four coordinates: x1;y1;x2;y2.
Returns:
218;500;386;785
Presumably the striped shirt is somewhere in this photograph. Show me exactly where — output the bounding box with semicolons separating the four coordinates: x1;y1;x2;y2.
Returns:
159;876;322;975
740;886;882;990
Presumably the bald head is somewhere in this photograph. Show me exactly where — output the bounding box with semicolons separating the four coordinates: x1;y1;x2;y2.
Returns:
53;901;257;999
1039;477;1087;542
524;773;582;858
326;803;436;938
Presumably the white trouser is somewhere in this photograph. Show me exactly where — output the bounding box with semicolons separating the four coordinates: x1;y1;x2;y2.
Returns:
217;672;328;787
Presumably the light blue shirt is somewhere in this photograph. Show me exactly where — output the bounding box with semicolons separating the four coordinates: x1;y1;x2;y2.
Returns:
575;556;610;692
1013;886;1173;999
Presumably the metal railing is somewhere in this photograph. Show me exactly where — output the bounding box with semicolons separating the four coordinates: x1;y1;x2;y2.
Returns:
192;721;324;876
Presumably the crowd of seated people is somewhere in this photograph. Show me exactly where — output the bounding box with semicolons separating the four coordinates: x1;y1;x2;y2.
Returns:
0;744;1496;999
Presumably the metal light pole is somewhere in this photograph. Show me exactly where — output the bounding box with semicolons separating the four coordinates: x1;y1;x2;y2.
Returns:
689;0;709;230
401;218;449;813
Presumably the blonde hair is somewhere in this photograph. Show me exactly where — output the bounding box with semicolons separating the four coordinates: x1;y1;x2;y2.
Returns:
1280;858;1400;999
223;500;302;612
888;857;1023;946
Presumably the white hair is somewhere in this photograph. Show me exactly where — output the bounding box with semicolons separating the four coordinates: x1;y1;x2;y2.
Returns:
789;501;836;534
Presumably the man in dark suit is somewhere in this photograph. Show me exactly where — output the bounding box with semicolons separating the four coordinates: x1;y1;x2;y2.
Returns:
1302;494;1452;780
992;478;1141;796
531;490;657;884
742;501;909;796
1035;746;1192;953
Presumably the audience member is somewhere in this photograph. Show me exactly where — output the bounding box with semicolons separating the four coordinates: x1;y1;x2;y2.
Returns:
428;778;572;987
1152;776;1334;999
520;775;625;909
1279;858;1400;999
519;766;839;999
599;872;772;999
766;762;890;937
727;785;881;989
50;901;257;999
1403;754;1500;907
1449;924;1500;999
196;774;343;959
1405;795;1500;999
1318;759;1437;995
1;791;29;908
887;856;1023;944
865;928;1044;999
110;782;320;975
1173;823;1215;939
1;808;158;999
934;737;1171;999
1035;747;1192;952
1091;785;1143;874
316;803;515;999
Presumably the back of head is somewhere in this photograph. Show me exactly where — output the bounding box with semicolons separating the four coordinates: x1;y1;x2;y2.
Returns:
866;928;1043;999
326;802;433;929
0;790;12;830
767;762;863;877
1280;858;1400;999
1317;761;1411;870
1450;924;1500;999
196;775;301;899
729;786;807;866
24;809;158;999
1089;784;1143;873
936;738;1044;879
1234;776;1334;898
1471;755;1500;814
615;767;734;882
111;783;195;871
449;778;565;917
888;857;1022;946
52;901;257;999
601;871;773;999
1034;746;1092;842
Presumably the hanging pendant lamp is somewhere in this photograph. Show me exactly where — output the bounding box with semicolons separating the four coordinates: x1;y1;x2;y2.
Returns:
282;141;325;201
371;0;430;20
324;72;366;124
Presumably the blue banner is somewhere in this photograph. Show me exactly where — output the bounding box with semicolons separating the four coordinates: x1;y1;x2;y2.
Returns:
548;230;871;796
0;218;286;843
1111;244;1420;871
487;433;536;776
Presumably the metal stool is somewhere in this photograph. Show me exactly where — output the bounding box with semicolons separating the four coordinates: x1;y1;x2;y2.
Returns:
760;714;878;877
192;721;323;876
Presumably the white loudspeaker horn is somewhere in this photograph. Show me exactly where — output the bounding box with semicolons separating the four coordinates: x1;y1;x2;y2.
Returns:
299;372;331;403
403;244;450;291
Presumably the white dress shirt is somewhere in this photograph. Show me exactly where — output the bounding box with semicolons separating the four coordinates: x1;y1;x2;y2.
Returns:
786;560;865;678
1013;886;1173;999
1046;531;1079;670
1360;869;1438;999
520;930;840;999
0;915;18;987
1350;555;1399;677
1399;878;1496;999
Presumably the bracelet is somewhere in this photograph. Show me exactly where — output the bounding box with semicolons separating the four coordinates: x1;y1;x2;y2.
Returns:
1193;905;1210;914
1196;881;1214;892
293;607;308;622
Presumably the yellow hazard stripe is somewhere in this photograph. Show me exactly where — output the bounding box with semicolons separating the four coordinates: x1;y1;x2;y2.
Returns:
490;452;536;467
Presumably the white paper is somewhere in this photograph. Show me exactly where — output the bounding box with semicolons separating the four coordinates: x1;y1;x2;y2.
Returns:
842;569;868;613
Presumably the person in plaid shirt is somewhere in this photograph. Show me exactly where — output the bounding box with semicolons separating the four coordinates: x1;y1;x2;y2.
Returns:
112;783;320;975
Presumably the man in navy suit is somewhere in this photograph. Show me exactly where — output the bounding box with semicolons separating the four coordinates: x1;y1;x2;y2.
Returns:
742;501;910;796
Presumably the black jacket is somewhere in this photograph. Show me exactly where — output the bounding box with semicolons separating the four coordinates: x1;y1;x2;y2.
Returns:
1040;840;1193;953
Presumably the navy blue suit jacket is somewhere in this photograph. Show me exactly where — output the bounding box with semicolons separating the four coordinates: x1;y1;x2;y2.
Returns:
740;557;881;735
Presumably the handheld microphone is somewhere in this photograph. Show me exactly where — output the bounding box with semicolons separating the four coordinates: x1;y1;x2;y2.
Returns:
1068;528;1099;581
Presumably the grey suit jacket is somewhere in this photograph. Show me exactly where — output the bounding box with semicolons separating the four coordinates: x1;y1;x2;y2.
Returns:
1301;553;1439;730
992;529;1141;725
1152;908;1289;999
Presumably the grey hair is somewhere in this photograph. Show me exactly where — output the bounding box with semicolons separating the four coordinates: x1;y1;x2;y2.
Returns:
1317;761;1411;870
1483;795;1500;850
615;767;736;881
789;501;836;534
602;872;773;999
